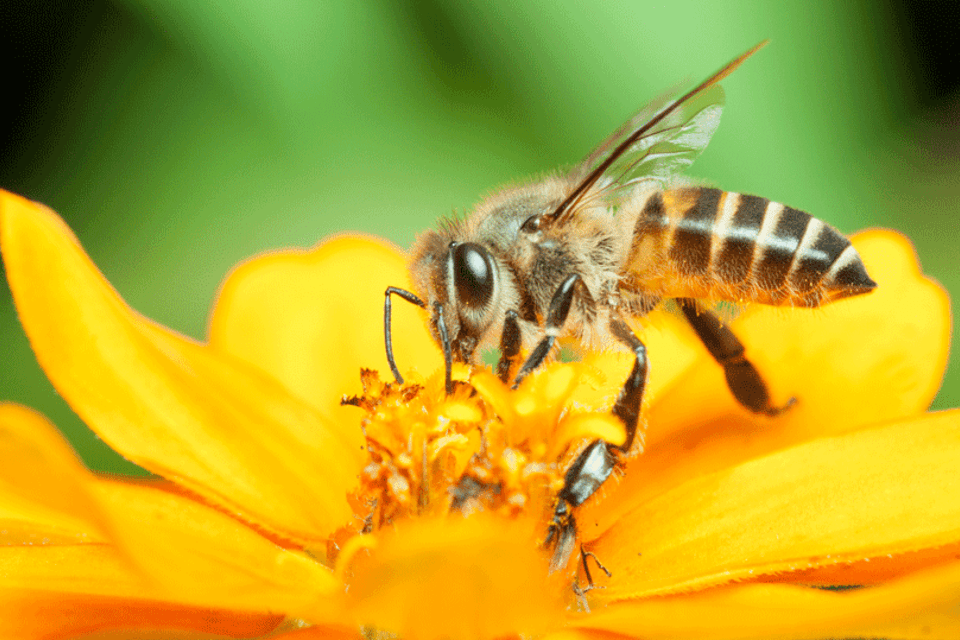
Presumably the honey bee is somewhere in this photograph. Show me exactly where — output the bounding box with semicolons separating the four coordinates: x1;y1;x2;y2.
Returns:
382;42;876;572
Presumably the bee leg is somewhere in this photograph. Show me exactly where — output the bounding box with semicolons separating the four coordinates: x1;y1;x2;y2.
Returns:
608;316;649;453
545;316;648;572
580;548;612;587
677;298;795;416
432;302;454;394
513;274;581;388
495;310;523;383
383;286;426;385
546;500;579;573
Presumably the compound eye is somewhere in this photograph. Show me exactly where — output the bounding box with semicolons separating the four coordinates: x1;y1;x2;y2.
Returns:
452;242;495;310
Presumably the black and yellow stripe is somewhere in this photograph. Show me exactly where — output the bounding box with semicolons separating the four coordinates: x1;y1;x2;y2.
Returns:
629;187;876;307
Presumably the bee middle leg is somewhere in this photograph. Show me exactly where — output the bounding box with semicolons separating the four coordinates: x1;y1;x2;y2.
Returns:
677;298;795;416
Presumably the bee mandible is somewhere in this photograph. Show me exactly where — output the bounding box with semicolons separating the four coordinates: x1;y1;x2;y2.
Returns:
382;41;877;571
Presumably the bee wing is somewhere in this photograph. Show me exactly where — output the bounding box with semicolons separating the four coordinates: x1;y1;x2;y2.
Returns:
549;41;766;225
576;81;682;174
580;83;724;199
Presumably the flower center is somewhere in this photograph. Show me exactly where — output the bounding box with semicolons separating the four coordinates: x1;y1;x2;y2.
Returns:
331;363;627;584
341;369;566;533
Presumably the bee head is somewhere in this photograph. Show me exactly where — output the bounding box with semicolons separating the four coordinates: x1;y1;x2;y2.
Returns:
409;232;505;363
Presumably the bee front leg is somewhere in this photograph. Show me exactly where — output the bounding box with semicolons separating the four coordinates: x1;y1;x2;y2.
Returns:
496;310;522;384
513;274;582;388
677;298;795;416
384;286;426;384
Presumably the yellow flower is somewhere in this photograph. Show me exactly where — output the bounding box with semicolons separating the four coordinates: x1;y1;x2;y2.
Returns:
0;187;958;639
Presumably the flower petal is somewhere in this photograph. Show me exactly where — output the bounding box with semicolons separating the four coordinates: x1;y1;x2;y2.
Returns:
0;588;281;640
0;394;343;621
0;544;277;637
267;627;365;640
0;544;152;598
92;478;344;621
586;230;951;533
0;190;363;541
589;410;960;599
0;403;105;543
576;560;960;640
209;234;441;418
346;515;562;640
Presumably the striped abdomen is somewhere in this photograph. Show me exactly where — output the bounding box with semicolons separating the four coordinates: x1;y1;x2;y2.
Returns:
625;187;876;308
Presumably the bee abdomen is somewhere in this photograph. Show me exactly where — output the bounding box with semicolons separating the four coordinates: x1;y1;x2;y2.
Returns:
633;187;876;307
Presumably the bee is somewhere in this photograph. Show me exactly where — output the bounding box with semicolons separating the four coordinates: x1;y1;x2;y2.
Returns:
382;42;877;572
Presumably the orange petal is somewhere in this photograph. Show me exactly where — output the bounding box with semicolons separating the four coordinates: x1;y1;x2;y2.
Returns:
0;402;342;621
91;477;344;621
209;234;441;421
590;409;960;599
0;403;105;543
586;230;951;533
346;515;562;640
267;627;365;640
760;540;960;586
0;190;363;541
0;400;341;621
576;561;960;640
0;589;281;640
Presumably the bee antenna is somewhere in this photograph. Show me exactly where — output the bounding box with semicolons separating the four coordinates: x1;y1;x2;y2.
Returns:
547;40;769;226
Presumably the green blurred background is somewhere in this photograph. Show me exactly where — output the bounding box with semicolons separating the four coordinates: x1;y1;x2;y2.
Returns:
2;1;958;474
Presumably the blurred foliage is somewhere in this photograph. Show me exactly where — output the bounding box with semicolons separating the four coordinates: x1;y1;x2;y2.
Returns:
2;0;958;473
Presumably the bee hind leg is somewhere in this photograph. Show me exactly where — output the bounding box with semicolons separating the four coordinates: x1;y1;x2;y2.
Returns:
677;298;795;416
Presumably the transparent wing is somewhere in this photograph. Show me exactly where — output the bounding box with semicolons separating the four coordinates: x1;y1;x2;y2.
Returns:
576;81;682;175
580;84;724;200
548;41;766;225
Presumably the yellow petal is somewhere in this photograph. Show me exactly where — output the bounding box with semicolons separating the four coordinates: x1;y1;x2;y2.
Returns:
0;588;281;640
0;190;362;541
576;561;960;640
91;478;344;621
586;230;951;533
346;515;561;640
209;234;441;418
0;403;105;543
589;410;960;599
554;413;626;455
567;309;700;414
0;544;153;598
